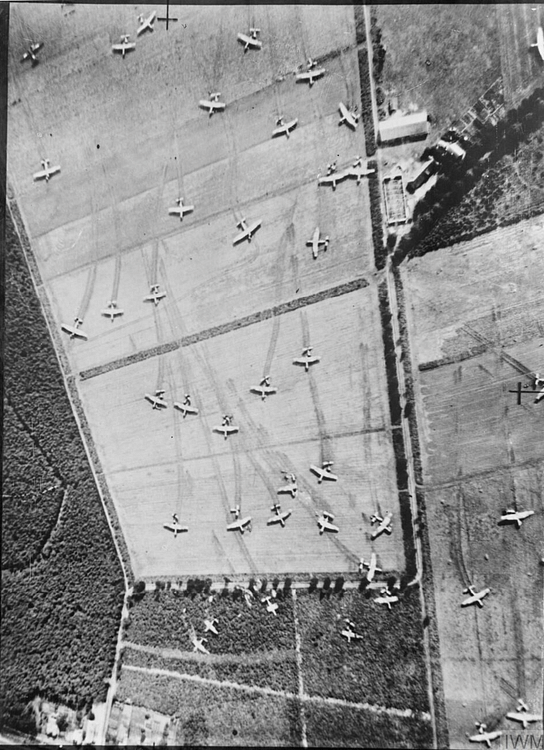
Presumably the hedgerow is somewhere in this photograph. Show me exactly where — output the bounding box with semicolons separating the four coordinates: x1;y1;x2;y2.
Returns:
378;281;402;426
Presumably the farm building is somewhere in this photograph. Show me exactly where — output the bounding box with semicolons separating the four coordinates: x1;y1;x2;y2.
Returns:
406;158;438;194
436;139;466;159
378;111;429;144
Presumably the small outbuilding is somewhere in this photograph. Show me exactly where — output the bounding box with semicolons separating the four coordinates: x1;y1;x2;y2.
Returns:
406;158;438;193
436;139;466;160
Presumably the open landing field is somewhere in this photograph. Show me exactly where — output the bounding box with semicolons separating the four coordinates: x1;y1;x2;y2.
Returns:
8;4;403;579
402;215;544;748
78;286;402;579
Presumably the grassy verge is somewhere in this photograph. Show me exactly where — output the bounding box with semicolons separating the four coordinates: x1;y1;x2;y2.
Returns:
391;267;450;747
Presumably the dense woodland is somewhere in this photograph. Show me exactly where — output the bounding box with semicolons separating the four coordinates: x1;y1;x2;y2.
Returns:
122;647;298;694
304;701;433;749
393;87;544;263
125;585;296;656
1;213;124;734
115;671;303;747
296;586;429;712
2;402;63;569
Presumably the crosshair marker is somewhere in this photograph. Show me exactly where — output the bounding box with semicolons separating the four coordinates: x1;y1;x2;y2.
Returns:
157;0;178;30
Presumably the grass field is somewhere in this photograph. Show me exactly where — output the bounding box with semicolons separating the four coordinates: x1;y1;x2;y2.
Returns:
76;287;402;578
373;5;501;136
402;215;544;747
8;3;405;580
498;3;544;108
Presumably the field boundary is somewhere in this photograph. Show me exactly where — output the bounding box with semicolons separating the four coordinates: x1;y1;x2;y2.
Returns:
359;4;450;745
392;266;450;749
79;276;370;381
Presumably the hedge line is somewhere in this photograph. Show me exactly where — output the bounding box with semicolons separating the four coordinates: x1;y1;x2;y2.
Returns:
369;171;386;270
80;276;370;381
378;281;402;426
418;344;487;372
392;266;423;485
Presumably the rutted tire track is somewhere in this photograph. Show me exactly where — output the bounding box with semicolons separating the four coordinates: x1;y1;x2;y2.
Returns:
164;358;186;515
157;261;258;574
299;310;332;463
101;162;123;302
150;164;170;286
79;277;369;380
446;488;473;589
228;381;358;564
263;206;298;377
76;182;99;321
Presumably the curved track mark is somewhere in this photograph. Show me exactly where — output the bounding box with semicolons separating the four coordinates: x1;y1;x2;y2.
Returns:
101;162;123;301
